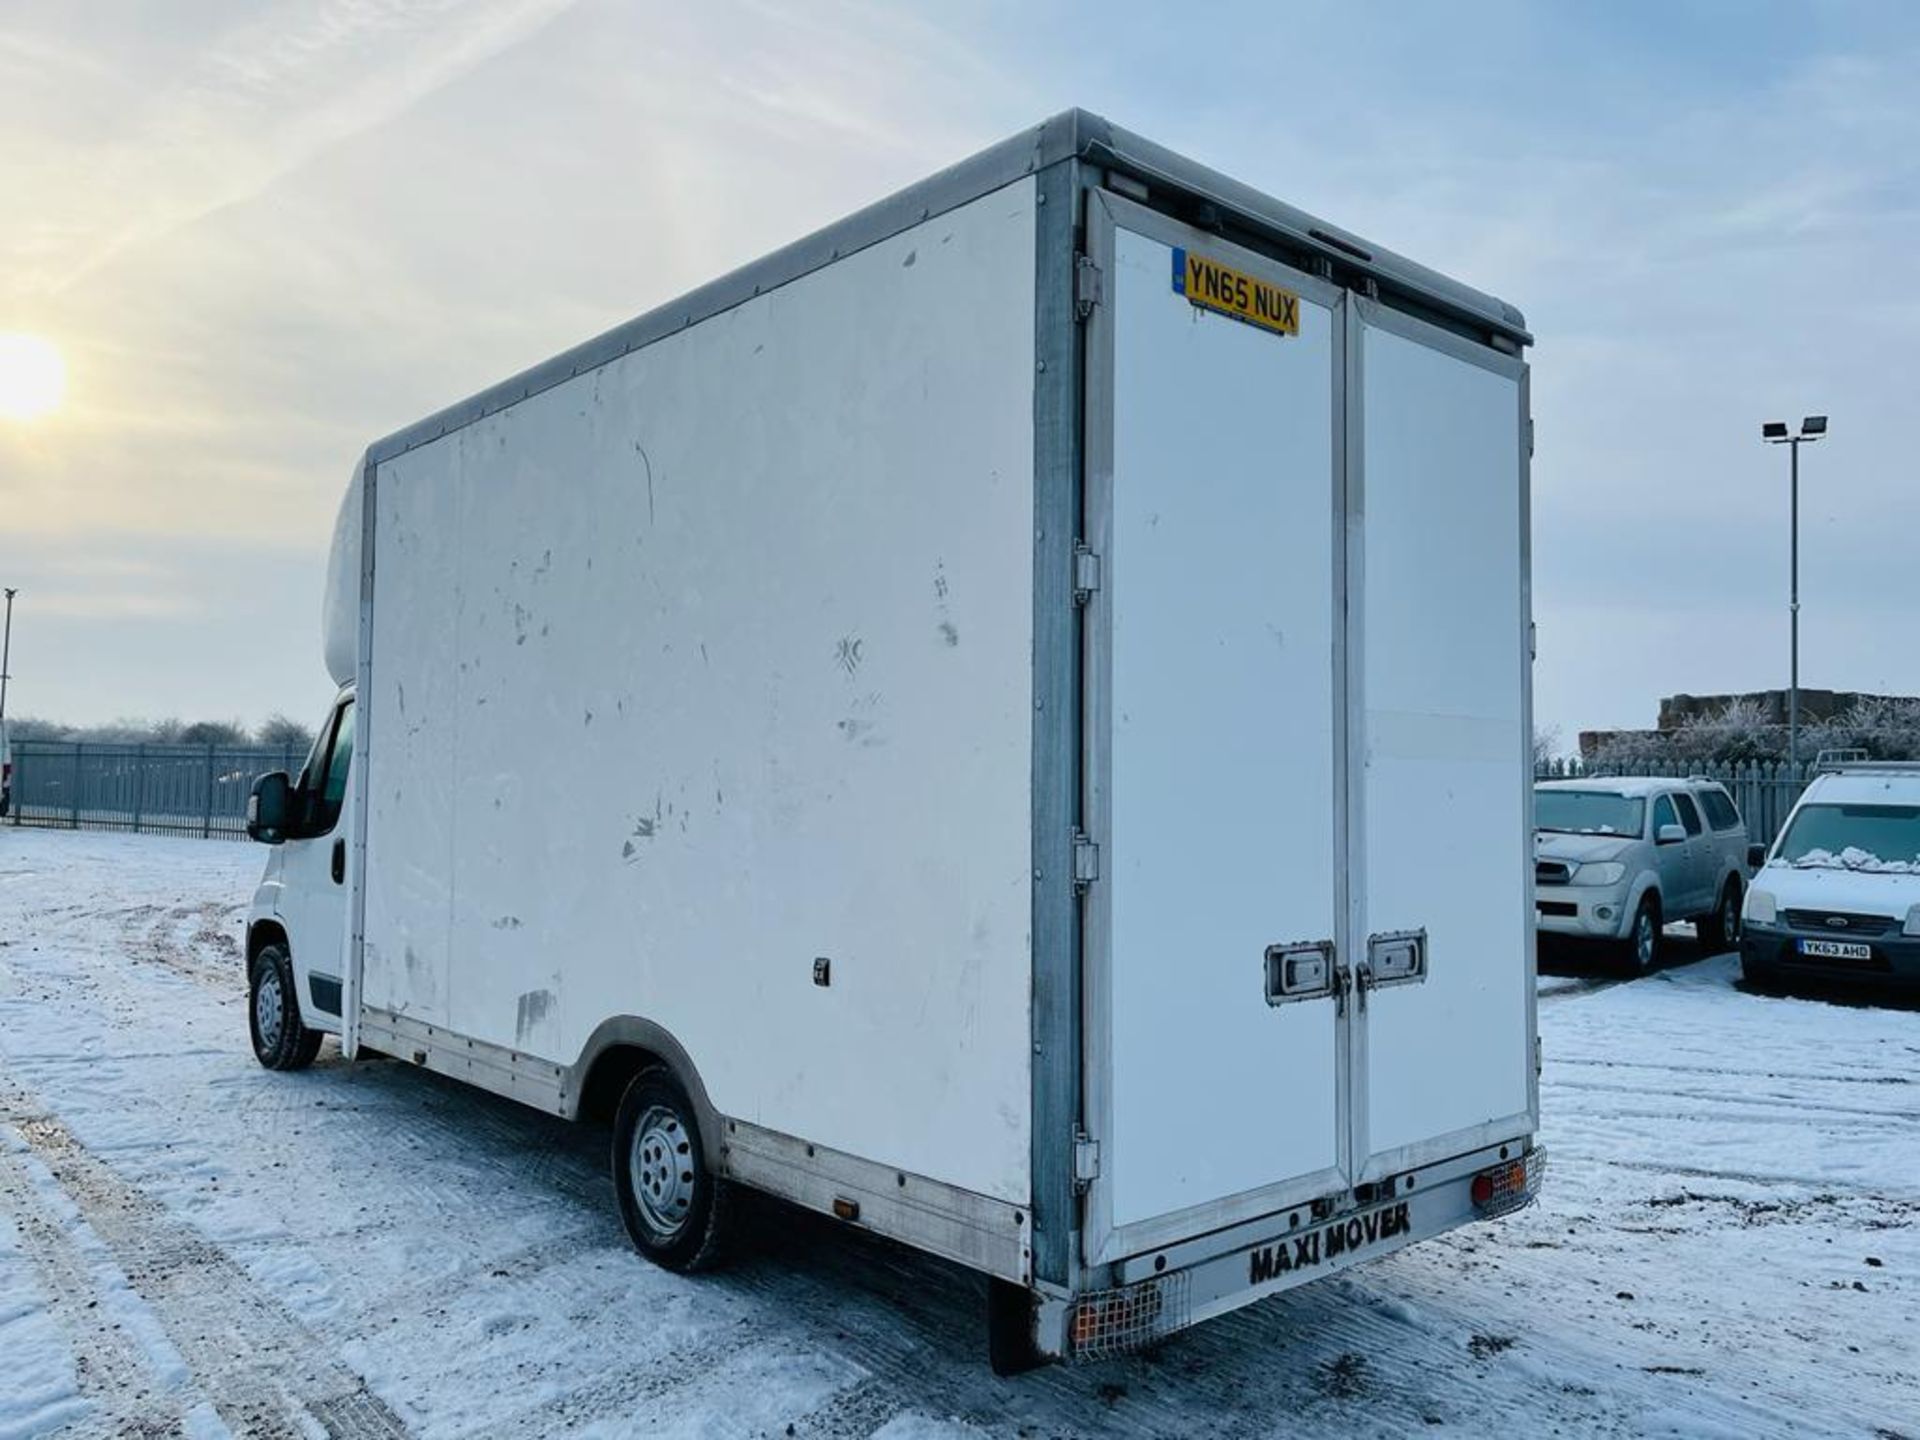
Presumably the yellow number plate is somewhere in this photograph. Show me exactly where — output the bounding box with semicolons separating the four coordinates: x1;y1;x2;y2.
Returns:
1172;248;1300;336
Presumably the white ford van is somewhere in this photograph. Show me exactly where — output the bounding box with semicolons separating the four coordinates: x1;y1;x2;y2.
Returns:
1742;763;1920;995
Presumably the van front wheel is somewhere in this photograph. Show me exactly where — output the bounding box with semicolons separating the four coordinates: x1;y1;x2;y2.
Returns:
249;943;323;1071
613;1066;729;1272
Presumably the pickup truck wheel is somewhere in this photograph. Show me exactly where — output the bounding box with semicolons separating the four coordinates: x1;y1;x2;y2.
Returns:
1702;879;1742;954
248;943;324;1071
1623;896;1661;975
613;1066;729;1273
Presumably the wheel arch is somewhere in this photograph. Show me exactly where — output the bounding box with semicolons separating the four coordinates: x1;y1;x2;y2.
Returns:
1624;873;1663;929
566;1016;723;1166
246;918;289;968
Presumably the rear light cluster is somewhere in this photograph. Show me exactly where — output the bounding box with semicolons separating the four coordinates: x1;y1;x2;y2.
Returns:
1470;1146;1546;1219
1068;1272;1189;1362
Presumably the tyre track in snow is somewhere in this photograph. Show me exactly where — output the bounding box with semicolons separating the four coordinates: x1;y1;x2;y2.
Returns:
6;833;1916;1438
0;1090;408;1439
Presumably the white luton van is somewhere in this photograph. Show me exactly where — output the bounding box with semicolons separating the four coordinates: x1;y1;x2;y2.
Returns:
244;109;1541;1370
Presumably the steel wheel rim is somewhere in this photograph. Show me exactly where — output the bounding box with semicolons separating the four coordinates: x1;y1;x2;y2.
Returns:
1721;892;1740;946
629;1105;695;1236
255;967;284;1045
1636;911;1655;969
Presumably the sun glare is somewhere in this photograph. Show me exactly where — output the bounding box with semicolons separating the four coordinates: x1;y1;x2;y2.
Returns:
0;333;67;421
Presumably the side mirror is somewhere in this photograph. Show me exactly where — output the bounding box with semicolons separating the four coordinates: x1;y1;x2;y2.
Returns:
248;771;293;844
1655;823;1687;845
1748;843;1768;869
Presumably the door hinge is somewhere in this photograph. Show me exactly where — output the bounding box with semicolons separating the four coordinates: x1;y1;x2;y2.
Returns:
1074;254;1103;320
1073;1128;1101;1189
1072;545;1101;605
1072;830;1100;890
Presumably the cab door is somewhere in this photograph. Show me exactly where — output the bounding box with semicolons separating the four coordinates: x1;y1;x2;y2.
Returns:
1650;791;1693;912
1080;191;1349;1264
277;693;355;1030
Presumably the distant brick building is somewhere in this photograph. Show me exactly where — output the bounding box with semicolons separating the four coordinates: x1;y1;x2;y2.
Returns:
1580;689;1920;760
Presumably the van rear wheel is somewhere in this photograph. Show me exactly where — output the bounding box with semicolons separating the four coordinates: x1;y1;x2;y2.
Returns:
248;943;323;1071
612;1066;729;1272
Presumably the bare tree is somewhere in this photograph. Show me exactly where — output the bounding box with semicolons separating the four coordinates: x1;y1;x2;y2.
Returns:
254;713;316;750
178;719;248;747
1531;723;1563;768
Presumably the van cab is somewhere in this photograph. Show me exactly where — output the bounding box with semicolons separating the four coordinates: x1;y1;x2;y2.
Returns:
1742;764;1920;995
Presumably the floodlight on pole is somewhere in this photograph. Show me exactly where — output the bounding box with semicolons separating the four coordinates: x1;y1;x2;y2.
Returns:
1761;417;1826;771
0;587;15;725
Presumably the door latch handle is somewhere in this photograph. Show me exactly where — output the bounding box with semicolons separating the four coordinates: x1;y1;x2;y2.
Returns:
1365;929;1428;991
1354;960;1373;1011
331;838;345;885
1265;940;1336;1006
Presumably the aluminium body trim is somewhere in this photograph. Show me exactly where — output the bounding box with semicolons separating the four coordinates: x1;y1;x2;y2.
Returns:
364;111;1527;472
356;1006;1031;1283
1111;1132;1534;1287
1519;359;1541;1133
722;1120;1031;1285
344;451;376;1061
1081;120;1528;344
361;1007;569;1114
1028;153;1085;1291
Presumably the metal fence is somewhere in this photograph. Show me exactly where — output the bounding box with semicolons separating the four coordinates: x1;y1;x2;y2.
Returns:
0;742;1827;845
1535;757;1814;848
5;741;305;839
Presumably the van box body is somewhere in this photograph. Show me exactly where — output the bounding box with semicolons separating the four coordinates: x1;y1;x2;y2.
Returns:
302;110;1538;1360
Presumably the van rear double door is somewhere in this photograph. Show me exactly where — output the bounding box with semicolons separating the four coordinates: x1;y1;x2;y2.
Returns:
1079;191;1534;1267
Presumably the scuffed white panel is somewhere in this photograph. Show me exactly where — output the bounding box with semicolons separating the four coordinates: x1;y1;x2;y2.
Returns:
360;450;461;1024
322;463;362;687
363;182;1037;1203
1359;323;1529;1164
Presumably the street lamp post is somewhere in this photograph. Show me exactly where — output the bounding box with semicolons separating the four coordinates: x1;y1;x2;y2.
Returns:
0;587;15;725
1761;417;1827;771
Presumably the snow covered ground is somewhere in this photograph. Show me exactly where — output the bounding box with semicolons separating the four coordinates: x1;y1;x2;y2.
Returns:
1;828;1914;1440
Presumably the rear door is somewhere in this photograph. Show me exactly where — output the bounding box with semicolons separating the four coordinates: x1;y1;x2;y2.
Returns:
1671;791;1712;913
1348;299;1534;1182
1080;192;1349;1264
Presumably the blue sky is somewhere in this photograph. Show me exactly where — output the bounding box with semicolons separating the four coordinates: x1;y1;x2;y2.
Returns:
2;0;1917;745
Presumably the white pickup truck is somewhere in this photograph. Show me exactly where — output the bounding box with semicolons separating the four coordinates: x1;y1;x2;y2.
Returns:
1534;777;1751;971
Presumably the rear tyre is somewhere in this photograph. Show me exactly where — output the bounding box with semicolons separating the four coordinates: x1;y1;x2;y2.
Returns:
1621;895;1661;976
1702;879;1742;954
248;943;324;1071
987;1278;1047;1376
612;1065;729;1272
